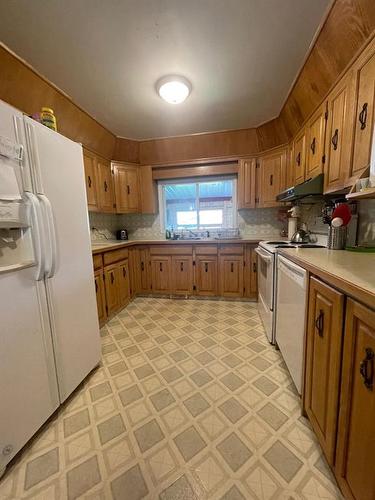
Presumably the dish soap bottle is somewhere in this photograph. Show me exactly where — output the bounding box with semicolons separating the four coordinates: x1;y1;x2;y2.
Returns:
41;107;58;131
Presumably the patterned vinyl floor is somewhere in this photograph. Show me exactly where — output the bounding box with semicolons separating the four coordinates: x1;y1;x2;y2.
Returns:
0;297;343;500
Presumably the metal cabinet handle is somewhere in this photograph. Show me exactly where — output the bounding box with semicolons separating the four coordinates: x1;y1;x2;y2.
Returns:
180;262;184;271
88;175;92;188
95;280;98;293
111;272;114;284
270;174;273;186
230;263;234;273
360;347;374;390
359;102;368;130
331;129;339;150
141;261;144;271
205;262;208;273
123;267;126;278
315;309;324;337
296;152;301;166
127;185;130;195
253;262;257;273
310;137;316;155
159;262;163;272
104;180;108;192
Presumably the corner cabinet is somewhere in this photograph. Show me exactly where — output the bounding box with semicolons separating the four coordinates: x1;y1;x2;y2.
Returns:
335;299;375;500
257;147;287;207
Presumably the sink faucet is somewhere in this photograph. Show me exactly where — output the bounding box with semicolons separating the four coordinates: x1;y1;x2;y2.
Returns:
187;229;199;238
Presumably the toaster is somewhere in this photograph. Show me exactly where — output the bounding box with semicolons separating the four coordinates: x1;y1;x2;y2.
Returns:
116;229;128;240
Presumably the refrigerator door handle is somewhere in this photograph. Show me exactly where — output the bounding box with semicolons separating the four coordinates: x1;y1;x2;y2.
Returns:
25;121;44;194
39;194;58;278
26;192;46;281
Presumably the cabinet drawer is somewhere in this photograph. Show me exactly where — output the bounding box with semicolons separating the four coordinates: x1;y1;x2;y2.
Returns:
218;244;244;255
149;245;193;255
195;245;218;255
103;247;129;266
93;254;103;270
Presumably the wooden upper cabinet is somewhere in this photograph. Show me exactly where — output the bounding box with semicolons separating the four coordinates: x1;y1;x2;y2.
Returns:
171;255;193;295
113;163;140;213
258;148;287;207
195;255;218;296
324;71;356;193
139;165;158;214
306;103;327;179
97;159;115;213
336;299;375;500
285;142;295;188
304;277;344;466
83;149;98;211
292;128;306;185
350;44;375;183
238;158;256;209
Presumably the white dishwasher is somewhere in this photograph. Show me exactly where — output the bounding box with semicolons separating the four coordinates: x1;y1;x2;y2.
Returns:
276;254;307;394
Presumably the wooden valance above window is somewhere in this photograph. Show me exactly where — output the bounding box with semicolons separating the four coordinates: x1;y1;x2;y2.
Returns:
152;161;239;180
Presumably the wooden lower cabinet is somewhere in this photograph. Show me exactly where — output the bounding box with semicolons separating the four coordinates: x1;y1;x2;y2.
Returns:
104;265;120;316
151;256;171;293
94;270;106;325
335;299;375;500
118;259;131;305
171;255;193;295
195;256;218;296
244;245;258;298
219;255;244;297
139;247;151;293
304;277;344;465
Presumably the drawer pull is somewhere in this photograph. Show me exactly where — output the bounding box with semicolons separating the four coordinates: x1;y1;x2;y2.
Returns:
331;129;339;150
310;137;316;155
315;310;324;337
359;102;368;130
360;347;374;390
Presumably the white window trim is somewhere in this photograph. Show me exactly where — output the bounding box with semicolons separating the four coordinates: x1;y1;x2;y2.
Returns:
158;176;237;232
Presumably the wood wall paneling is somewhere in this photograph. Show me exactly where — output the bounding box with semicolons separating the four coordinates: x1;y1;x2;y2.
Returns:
0;45;116;159
113;137;140;163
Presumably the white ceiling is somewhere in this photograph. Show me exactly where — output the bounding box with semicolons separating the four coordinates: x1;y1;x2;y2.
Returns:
0;0;330;140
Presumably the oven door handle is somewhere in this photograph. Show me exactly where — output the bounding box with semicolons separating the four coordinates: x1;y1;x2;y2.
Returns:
255;247;273;263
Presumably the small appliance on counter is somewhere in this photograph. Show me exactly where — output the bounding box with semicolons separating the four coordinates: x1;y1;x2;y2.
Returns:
116;229;128;240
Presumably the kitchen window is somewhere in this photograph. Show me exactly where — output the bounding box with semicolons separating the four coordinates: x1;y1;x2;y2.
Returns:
159;177;237;230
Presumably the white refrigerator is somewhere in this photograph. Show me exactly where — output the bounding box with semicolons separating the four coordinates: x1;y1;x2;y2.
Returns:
0;99;100;476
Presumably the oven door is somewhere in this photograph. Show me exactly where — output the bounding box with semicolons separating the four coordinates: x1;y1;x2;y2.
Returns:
255;246;275;343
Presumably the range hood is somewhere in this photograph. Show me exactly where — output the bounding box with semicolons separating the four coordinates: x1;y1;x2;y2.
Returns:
276;174;324;202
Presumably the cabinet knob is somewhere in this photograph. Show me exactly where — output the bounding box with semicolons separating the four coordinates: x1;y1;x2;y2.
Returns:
331;129;339;150
360;347;374;390
315;309;324;336
359;102;368;130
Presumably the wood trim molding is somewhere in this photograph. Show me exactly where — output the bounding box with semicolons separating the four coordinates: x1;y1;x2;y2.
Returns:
152;163;239;180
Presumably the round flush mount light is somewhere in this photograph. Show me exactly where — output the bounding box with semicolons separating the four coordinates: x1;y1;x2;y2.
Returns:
156;75;191;104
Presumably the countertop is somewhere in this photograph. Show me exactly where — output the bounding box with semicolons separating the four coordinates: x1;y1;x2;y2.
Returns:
279;248;375;309
91;237;278;254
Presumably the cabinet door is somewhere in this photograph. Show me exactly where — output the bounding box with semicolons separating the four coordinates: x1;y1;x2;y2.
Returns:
94;271;106;325
104;266;120;316
219;255;244;297
285;142;295;189
335;299;375;500
126;167;140;212
113;164;140;213
306;104;326;179
83;150;98;211
118;259;130;306
195;256;218;296
244;246;258;297
350;49;375;182
324;72;356;193
139;248;151;293
293;129;306;185
238;158;256;209
97;160;115;213
258;149;286;207
304;277;344;465
171;256;193;295
151;256;171;293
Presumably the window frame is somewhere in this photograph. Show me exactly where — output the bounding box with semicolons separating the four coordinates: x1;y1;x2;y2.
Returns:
158;175;237;232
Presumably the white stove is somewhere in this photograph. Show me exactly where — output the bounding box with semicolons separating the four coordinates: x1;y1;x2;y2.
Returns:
256;240;324;344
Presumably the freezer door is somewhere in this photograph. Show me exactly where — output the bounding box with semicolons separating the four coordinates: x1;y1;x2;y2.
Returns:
0;268;59;472
24;117;101;402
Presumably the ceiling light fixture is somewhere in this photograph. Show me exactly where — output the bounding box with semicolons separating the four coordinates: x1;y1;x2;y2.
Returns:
156;75;191;104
